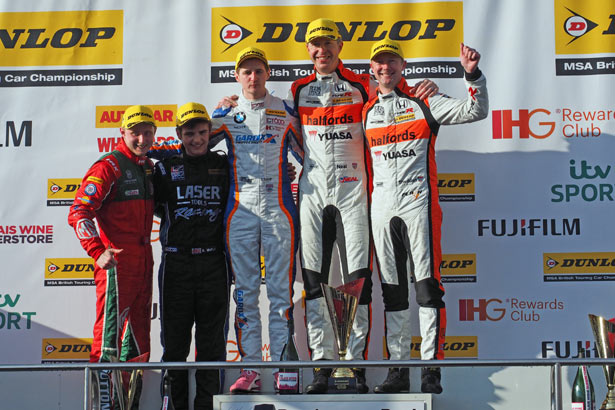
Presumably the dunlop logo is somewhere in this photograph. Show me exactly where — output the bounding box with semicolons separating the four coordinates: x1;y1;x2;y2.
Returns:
42;338;92;362
441;253;476;283
438;173;475;202
45;258;95;286
212;3;462;62
47;178;81;206
0;10;123;66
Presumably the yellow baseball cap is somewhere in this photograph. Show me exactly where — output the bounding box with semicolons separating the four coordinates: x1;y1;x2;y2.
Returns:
306;18;340;43
121;105;156;129
176;102;211;126
370;39;405;60
235;46;269;71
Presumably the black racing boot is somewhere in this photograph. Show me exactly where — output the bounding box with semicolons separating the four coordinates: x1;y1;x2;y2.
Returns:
353;368;369;394
373;368;409;393
421;367;442;394
305;367;332;394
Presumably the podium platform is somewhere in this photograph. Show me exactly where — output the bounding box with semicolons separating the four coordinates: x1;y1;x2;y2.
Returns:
213;393;432;410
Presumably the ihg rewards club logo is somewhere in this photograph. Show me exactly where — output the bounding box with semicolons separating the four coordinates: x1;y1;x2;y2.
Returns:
0;10;123;87
554;0;615;75
45;258;95;286
543;252;615;282
211;2;463;82
459;297;565;323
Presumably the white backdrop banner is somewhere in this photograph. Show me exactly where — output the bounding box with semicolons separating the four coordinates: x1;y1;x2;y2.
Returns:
1;0;614;373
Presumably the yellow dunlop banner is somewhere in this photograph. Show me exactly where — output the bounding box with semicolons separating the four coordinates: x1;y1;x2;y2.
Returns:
438;173;475;194
544;252;615;274
0;10;123;66
47;178;81;206
212;2;463;62
42;338;92;361
96;105;177;128
45;258;94;280
410;335;478;358
441;254;476;276
554;0;615;55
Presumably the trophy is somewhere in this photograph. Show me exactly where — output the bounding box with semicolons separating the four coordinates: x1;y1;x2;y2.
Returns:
588;314;615;409
321;278;365;393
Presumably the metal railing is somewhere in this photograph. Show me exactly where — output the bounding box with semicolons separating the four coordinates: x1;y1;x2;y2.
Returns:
2;358;614;410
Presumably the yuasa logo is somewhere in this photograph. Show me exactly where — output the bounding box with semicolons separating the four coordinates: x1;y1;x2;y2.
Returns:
492;109;555;139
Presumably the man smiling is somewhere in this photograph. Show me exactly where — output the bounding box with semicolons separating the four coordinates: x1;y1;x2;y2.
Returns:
363;39;489;394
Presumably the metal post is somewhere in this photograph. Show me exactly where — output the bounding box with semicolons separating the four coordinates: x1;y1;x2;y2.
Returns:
84;366;91;410
553;363;562;410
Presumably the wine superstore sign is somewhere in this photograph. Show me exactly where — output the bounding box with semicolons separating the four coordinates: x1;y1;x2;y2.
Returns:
0;10;123;87
211;2;463;82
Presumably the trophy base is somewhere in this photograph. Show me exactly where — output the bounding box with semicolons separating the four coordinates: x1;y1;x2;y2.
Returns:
327;375;358;394
600;385;615;410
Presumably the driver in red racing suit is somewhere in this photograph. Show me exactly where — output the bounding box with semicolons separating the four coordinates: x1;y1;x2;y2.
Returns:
68;105;156;409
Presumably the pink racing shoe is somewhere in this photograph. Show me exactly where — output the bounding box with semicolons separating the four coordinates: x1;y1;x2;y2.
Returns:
230;370;261;394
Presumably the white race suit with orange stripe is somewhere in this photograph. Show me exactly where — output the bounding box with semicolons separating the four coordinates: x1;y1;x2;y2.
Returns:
362;69;488;361
210;91;303;366
290;61;376;362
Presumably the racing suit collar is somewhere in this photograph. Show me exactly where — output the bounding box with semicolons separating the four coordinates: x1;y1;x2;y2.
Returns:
377;78;412;103
116;139;147;166
238;89;272;111
314;60;344;81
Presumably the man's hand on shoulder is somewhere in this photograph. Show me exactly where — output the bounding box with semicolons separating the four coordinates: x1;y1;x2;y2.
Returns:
215;95;239;109
413;79;439;100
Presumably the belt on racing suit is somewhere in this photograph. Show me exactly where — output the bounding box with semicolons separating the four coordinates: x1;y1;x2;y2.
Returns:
163;245;221;255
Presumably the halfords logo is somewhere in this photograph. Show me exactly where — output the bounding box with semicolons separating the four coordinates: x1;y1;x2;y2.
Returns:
543;252;615;282
551;159;614;203
438;173;475;202
409;336;477;358
0;10;122;66
42;338;92;362
477;218;580;237
459;298;564;323
212;3;462;61
44;258;95;286
96;105;176;128
47;178;81;206
440;253;476;283
542;340;599;359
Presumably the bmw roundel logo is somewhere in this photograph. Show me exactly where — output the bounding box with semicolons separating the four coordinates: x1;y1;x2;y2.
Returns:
234;112;246;123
